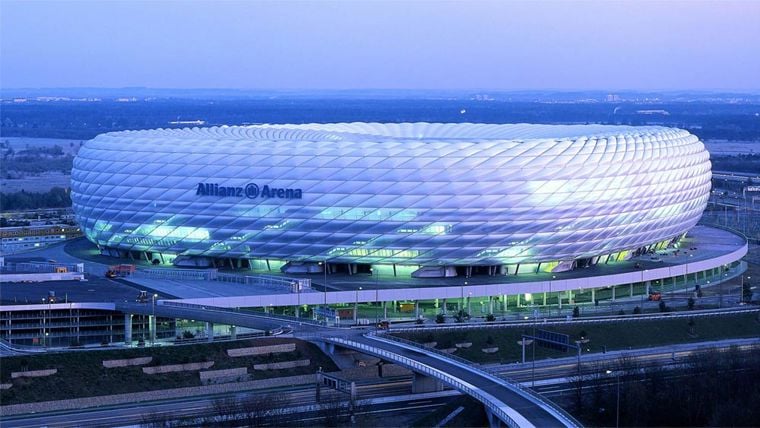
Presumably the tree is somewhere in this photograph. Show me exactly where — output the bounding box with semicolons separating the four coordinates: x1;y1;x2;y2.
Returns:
743;281;753;303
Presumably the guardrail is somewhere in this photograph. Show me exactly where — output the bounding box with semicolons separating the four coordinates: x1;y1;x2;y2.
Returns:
158;300;326;327
369;332;581;428
388;306;760;334
325;336;526;428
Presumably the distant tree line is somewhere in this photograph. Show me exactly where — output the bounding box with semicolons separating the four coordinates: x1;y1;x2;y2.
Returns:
711;154;760;175
0;187;71;211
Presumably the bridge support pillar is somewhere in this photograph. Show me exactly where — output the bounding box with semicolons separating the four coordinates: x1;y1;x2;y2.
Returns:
612;285;616;301
124;314;133;345
591;288;596;305
411;372;444;393
149;315;156;343
205;322;214;342
485;407;501;428
230;325;237;340
383;301;387;319
441;299;447;314
294;306;300;318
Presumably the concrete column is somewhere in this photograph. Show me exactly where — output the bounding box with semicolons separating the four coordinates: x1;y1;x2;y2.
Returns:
205;322;214;342
124;313;132;345
411;373;444;393
441;298;447;314
294;305;300;318
612;285;616;301
488;296;494;314
149;315;156;343
414;301;420;318
383;301;387;319
630;283;634;297
503;294;508;312
516;293;521;308
543;292;547;306
591;288;596;305
230;325;237;340
353;302;358;322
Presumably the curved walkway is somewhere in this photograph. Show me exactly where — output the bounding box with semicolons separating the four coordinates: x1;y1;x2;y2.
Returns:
325;333;581;428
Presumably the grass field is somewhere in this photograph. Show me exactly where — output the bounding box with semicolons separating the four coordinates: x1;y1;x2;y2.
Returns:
0;338;337;405
394;311;760;364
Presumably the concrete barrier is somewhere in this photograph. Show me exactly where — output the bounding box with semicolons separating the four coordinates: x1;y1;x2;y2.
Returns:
102;357;153;368
142;361;214;374
199;367;247;383
253;359;310;371
11;369;57;379
226;343;296;357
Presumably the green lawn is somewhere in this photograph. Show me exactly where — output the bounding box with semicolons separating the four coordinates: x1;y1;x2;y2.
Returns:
0;338;337;405
394;311;760;364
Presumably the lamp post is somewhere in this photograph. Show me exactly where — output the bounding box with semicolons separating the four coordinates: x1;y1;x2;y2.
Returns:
355;287;362;324
152;293;158;345
606;369;621;428
319;260;327;324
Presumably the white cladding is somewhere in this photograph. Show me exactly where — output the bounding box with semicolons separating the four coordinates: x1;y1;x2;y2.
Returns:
71;123;711;266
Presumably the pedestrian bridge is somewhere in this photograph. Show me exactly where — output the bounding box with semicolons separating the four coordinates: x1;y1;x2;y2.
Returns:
324;333;581;428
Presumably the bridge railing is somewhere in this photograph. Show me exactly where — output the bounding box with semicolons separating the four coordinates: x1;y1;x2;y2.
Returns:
371;331;582;428
158;300;325;326
388;305;760;334
325;336;524;428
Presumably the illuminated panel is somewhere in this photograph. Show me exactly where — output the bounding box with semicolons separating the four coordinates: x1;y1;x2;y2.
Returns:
71;123;711;266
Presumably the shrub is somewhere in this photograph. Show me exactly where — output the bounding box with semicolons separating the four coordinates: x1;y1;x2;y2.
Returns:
633;306;642;314
485;313;496;322
572;306;580;318
435;314;445;324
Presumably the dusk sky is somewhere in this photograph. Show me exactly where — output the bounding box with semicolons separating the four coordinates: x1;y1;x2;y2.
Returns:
1;0;759;91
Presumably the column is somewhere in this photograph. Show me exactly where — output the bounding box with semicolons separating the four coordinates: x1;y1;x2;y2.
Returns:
230;325;237;340
124;313;132;345
612;285;616;302
149;315;156;343
205;322;214;342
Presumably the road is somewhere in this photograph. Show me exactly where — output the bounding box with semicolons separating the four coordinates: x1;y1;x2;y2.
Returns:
0;378;452;428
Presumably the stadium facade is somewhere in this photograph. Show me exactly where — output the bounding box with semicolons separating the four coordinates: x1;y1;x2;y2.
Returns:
71;123;711;276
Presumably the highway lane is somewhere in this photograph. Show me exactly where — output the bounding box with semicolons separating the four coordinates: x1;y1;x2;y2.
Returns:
1;377;420;428
492;337;760;391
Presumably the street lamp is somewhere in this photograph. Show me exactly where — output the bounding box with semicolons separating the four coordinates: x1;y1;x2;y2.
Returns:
605;369;621;428
355;287;362;323
152;293;158;345
318;260;328;324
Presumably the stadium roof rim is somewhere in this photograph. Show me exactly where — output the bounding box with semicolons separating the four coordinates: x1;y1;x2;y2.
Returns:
103;122;691;143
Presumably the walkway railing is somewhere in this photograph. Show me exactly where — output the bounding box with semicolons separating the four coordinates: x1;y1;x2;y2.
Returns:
158;300;325;326
369;332;581;428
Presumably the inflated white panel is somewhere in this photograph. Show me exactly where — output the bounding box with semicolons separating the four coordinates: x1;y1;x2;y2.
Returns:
71;123;711;265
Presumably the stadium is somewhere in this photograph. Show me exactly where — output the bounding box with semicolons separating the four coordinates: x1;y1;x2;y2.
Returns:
71;123;712;278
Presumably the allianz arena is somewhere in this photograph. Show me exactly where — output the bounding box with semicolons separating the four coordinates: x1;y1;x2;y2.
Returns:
71;123;711;275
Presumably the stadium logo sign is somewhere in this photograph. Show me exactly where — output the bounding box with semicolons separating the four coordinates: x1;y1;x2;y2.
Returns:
196;183;302;199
